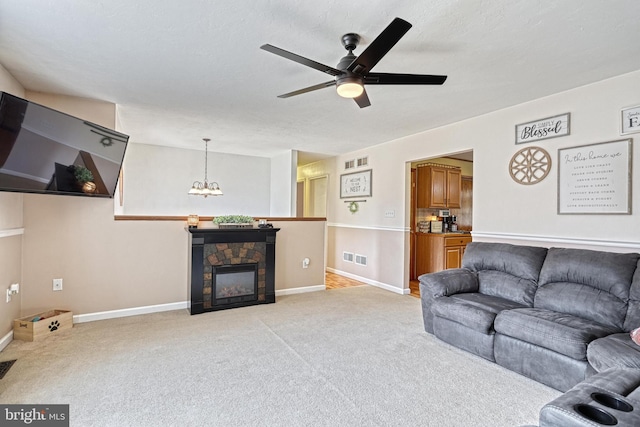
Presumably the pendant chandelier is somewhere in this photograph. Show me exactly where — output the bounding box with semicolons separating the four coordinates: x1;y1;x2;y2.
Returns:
188;138;223;197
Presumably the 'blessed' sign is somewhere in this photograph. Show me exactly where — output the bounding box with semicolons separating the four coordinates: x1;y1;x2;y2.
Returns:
516;113;570;144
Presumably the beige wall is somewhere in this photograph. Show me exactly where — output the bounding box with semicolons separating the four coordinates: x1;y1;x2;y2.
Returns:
0;234;22;338
0;64;25;338
21;195;188;315
269;220;326;292
327;226;406;293
25;91;116;128
0;64;25;98
22;200;325;316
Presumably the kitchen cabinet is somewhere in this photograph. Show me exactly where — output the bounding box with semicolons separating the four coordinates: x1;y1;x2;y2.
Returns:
415;233;430;277
416;165;462;209
415;233;472;275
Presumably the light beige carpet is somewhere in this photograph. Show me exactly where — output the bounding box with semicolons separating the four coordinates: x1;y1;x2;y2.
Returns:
0;286;559;426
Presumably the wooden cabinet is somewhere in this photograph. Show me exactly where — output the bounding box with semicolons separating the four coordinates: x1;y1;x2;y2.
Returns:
416;165;462;209
415;233;430;277
443;235;471;269
415;233;472;275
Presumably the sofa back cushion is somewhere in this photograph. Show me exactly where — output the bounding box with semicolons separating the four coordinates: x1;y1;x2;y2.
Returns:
462;242;548;306
624;259;640;332
536;248;640;330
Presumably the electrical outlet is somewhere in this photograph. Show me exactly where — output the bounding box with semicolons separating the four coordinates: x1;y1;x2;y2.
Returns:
384;210;395;218
6;289;11;303
53;278;63;291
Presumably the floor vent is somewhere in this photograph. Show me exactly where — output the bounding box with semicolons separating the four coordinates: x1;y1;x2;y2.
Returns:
343;252;354;263
0;359;16;380
355;254;367;266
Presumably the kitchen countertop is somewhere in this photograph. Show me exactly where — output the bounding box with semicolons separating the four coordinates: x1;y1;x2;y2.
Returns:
417;231;471;235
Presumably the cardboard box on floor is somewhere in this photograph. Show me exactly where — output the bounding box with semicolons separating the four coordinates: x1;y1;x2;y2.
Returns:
13;309;73;341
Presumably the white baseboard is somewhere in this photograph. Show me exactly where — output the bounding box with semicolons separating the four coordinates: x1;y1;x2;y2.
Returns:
276;285;325;296
326;268;408;295
0;330;13;352
73;301;189;324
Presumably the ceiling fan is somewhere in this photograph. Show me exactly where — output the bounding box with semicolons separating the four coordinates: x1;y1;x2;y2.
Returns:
260;17;447;108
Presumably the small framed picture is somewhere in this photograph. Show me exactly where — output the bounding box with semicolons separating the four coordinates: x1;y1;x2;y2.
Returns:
621;105;640;135
340;169;372;198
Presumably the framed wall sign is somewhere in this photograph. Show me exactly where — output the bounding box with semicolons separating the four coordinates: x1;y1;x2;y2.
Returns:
340;169;372;198
516;113;570;144
621;105;640;135
558;139;632;214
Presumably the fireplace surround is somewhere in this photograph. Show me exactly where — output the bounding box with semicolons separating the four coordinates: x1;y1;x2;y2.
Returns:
187;227;279;314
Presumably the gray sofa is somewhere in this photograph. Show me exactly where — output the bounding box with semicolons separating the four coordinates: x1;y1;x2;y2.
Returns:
419;242;640;391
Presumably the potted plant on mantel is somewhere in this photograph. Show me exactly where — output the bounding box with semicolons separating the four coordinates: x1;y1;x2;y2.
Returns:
72;165;96;194
212;215;255;229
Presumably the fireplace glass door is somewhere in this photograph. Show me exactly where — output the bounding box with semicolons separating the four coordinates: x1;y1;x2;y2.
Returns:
212;263;259;306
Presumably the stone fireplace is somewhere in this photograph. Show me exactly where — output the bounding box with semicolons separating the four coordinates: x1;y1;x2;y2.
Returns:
187;227;279;314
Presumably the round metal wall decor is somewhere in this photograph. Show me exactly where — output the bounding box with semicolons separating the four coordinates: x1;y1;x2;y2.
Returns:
509;146;551;185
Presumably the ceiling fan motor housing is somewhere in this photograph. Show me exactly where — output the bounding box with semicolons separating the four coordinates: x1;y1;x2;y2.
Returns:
341;33;361;52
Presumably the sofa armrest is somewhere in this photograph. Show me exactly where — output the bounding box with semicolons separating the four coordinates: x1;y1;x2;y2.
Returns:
418;269;478;334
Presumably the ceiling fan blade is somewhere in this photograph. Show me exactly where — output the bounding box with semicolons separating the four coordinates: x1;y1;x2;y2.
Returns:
353;89;371;108
347;17;412;74
364;73;448;85
261;44;342;77
277;81;336;98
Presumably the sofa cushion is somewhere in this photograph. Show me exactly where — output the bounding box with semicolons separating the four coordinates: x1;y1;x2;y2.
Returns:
462;242;548;306
431;293;525;334
536;247;640;330
587;333;640;372
624;259;640;332
494;307;618;360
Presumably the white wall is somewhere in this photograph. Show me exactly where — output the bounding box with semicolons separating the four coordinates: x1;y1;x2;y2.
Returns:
326;70;640;293
269;150;297;216
119;142;271;216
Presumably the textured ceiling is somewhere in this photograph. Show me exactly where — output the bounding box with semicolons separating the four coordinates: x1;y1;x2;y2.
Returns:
1;1;639;163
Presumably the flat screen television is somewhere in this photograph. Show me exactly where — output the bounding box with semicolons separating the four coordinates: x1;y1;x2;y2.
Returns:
0;91;129;198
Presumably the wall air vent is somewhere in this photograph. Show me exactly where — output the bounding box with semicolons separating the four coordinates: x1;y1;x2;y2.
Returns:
343;252;354;263
355;254;367;266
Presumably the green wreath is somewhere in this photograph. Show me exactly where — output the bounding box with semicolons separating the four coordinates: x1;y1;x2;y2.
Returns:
348;201;359;214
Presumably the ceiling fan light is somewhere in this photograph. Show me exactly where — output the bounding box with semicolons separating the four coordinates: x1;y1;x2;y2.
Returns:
336;80;364;98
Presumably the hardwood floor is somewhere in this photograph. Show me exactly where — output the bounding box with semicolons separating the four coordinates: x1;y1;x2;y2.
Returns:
325;271;367;289
409;280;420;298
325;271;420;299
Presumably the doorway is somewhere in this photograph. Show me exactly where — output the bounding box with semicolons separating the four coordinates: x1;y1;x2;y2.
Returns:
308;175;328;217
409;151;473;286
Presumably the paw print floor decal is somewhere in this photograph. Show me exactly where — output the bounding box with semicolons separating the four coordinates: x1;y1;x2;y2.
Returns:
48;320;60;332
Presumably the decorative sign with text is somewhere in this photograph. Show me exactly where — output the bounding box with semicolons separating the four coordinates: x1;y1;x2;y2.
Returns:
621;105;640;135
557;139;632;214
340;169;372;198
516;113;570;144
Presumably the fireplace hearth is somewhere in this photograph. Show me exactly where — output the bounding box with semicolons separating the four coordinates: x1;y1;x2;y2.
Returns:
187;227;279;314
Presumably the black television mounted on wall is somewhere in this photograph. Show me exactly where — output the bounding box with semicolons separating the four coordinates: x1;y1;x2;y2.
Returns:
0;91;129;198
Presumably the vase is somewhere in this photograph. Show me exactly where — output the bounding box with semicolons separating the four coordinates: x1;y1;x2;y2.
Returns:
81;181;96;194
